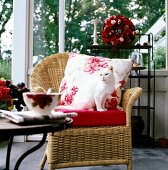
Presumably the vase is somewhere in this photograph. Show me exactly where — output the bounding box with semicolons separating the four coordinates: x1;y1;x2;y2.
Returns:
131;116;144;138
129;49;143;67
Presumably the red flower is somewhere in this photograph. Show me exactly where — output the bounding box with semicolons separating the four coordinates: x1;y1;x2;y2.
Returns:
101;15;137;46
0;79;30;111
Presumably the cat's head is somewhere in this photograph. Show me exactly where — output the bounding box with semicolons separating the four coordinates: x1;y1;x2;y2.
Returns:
99;66;115;82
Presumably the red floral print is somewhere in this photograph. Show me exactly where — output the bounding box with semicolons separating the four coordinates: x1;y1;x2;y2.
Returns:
119;80;126;88
58;53;133;110
60;86;78;105
71;86;78;95
111;90;119;98
60;80;68;93
64;93;74;105
84;57;108;74
105;97;118;110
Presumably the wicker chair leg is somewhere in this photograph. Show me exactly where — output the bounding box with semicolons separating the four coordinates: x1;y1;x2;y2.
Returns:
128;162;132;170
39;151;47;170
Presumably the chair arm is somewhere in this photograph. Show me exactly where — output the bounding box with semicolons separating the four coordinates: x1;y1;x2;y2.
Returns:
121;87;143;126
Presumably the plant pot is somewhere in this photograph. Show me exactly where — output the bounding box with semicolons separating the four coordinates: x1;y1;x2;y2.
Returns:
131;116;144;138
159;138;168;148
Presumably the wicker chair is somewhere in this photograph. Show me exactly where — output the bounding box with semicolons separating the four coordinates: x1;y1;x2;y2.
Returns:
30;52;142;170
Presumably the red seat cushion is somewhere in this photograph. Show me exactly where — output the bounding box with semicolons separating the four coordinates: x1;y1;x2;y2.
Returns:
55;109;126;127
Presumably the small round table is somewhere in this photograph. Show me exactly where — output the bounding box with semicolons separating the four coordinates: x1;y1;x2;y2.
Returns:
0;118;72;170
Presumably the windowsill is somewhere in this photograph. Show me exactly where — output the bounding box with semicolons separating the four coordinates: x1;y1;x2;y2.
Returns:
155;70;168;76
138;70;168;77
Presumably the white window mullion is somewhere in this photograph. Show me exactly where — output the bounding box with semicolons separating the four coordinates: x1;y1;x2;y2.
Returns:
27;0;34;84
12;0;32;142
165;0;168;137
59;0;65;52
12;0;30;85
166;0;168;70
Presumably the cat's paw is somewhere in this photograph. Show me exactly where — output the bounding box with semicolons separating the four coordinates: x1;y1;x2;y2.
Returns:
88;108;94;111
56;105;74;110
117;105;123;111
97;108;107;111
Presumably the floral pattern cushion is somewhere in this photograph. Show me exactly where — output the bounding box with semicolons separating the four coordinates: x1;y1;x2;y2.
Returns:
58;53;133;110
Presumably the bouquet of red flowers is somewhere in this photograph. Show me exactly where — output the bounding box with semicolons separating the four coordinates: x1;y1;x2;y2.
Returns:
101;15;137;46
0;80;13;110
0;79;30;111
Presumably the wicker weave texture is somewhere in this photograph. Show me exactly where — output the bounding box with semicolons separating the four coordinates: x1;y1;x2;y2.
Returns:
47;126;131;169
45;87;142;170
31;52;69;93
122;87;143;126
30;53;143;170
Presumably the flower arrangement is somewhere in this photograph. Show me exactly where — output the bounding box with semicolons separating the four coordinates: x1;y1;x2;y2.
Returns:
0;79;30;111
101;15;137;46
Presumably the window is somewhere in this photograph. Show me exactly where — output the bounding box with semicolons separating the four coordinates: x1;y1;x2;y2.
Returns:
0;0;13;79
31;0;166;69
10;0;167;81
64;0;166;70
33;0;59;65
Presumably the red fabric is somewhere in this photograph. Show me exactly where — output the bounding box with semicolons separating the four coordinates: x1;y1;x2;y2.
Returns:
55;109;126;127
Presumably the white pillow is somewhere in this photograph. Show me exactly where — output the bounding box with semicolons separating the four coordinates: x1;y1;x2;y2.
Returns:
59;53;133;110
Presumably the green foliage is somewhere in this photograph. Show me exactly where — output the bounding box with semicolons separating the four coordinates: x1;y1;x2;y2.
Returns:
0;0;13;59
141;53;148;68
0;0;165;70
64;0;165;53
33;0;59;57
64;0;135;53
0;59;11;79
153;46;166;69
130;0;165;33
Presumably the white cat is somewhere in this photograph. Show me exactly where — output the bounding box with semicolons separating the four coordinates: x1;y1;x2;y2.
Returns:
73;66;115;111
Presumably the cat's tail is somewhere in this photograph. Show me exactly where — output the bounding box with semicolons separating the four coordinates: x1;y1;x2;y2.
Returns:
56;105;95;111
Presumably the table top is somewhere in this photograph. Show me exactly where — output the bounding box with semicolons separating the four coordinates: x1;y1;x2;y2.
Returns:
0;117;72;137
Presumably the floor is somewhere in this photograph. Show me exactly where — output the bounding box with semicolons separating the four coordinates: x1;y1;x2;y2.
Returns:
0;141;168;170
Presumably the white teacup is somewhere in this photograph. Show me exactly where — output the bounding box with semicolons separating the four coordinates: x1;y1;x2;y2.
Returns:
23;92;61;115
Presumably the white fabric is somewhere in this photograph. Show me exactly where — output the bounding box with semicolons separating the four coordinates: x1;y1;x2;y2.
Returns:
59;53;133;110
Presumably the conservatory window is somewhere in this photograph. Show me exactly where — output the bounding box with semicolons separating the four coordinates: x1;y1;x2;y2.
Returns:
2;0;168;86
64;0;166;70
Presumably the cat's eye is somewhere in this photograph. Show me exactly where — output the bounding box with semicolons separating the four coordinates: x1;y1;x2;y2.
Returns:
105;73;109;75
100;74;102;76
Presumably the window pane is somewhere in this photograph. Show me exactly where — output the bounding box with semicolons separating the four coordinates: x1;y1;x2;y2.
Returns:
0;0;13;79
65;0;166;70
33;0;59;66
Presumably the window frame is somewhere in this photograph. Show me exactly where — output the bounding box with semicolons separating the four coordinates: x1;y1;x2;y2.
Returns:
12;0;168;86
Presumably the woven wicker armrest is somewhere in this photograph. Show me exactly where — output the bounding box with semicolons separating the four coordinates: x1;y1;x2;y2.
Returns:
122;87;143;126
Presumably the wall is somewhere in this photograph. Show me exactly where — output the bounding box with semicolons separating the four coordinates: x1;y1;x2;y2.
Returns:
155;71;168;139
125;70;168;140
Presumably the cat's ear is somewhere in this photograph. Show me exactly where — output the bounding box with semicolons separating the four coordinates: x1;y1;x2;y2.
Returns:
108;66;113;71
